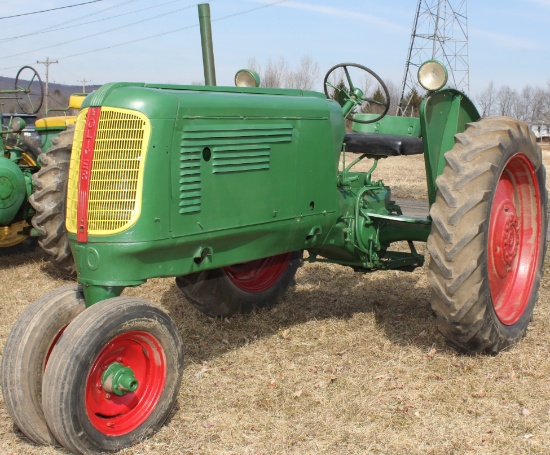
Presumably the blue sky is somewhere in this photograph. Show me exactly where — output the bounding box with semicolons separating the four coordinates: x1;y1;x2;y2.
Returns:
0;0;548;97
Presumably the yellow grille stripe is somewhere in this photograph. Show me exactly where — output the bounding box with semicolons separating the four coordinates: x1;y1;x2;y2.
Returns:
66;107;150;235
66;109;86;234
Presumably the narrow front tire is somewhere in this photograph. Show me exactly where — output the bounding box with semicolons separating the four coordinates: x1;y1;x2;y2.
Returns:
42;297;184;453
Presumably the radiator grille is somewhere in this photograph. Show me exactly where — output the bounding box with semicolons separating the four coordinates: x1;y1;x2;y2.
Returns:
66;107;150;235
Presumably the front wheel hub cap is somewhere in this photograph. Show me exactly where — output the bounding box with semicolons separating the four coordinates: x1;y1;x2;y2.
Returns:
102;362;139;396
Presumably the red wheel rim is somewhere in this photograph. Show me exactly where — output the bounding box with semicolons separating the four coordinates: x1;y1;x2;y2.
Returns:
224;252;292;293
44;326;67;370
488;154;542;325
85;331;166;436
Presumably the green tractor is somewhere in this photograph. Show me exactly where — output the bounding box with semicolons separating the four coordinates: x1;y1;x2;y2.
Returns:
0;66;44;249
0;65;84;267
1;8;546;454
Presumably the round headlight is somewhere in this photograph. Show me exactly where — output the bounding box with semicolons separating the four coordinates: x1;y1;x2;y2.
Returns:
10;117;26;132
235;69;260;88
417;60;448;91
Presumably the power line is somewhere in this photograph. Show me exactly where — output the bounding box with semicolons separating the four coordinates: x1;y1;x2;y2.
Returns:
0;3;198;61
0;0;182;43
58;0;289;61
0;0;105;20
0;0;287;72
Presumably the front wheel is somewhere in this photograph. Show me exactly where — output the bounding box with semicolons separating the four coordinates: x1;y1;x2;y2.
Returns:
1;285;85;445
427;116;547;354
176;251;302;317
42;297;184;454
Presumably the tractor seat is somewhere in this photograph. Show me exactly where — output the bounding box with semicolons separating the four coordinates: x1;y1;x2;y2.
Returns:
343;132;424;157
345;113;424;157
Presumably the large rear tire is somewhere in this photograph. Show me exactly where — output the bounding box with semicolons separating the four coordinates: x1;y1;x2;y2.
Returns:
30;125;75;275
176;251;302;317
427;116;547;354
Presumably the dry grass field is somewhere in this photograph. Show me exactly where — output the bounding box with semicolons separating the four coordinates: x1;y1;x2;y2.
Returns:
0;145;549;454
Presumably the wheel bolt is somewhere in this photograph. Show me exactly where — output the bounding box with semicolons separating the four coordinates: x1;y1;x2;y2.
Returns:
106;422;114;428
116;357;122;363
96;383;102;390
102;364;108;370
105;393;111;400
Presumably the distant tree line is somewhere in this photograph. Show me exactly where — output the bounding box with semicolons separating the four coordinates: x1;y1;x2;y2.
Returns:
475;82;549;125
246;56;321;91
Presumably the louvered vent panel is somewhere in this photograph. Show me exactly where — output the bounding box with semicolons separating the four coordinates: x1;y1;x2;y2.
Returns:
179;124;293;213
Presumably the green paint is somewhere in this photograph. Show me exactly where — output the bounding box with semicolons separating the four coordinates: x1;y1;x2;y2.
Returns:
419;88;480;206
67;67;484;306
0;157;26;224
352;114;421;137
102;362;139;396
198;3;216;86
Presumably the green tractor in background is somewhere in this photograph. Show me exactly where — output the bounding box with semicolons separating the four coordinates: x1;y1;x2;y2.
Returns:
0;65;84;268
1;6;546;454
0;66;44;249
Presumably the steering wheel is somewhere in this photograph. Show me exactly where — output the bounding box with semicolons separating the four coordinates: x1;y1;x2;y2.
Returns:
323;63;390;124
15;66;44;114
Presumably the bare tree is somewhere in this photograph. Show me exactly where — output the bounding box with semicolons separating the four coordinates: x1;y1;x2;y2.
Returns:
476;81;496;117
529;86;548;122
385;80;401;115
286;56;320;91
247;57;261;75
263;57;287;88
497;85;516;116
510;86;528;121
246;56;320;90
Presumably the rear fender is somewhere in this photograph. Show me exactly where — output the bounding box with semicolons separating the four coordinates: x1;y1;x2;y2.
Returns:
419;89;480;206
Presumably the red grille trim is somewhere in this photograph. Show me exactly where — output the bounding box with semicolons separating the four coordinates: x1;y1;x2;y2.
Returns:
77;107;101;242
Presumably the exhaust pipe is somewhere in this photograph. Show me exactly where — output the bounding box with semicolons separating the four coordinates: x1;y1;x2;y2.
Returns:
198;3;217;86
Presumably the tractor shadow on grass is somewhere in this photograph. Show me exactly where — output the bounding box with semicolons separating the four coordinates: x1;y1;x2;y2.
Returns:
0;239;39;260
1;245;75;283
159;261;446;365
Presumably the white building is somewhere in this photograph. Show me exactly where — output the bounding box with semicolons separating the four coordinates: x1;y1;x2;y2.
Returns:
530;122;550;142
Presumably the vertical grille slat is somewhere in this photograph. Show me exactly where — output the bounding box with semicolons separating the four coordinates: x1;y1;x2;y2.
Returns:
66;107;151;235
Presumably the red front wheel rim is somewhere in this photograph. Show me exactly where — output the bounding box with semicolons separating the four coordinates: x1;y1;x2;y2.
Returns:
85;331;166;436
224;252;292;293
488;154;542;325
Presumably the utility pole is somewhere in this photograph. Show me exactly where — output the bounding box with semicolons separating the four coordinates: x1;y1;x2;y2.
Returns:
77;78;90;93
36;57;58;113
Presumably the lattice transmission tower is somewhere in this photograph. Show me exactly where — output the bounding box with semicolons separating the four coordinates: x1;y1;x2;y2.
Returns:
398;0;469;116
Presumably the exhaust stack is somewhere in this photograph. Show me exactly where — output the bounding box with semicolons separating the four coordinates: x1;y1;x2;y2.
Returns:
198;3;216;86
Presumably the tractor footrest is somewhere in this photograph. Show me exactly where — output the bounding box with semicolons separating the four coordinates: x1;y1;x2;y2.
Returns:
343;133;423;157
